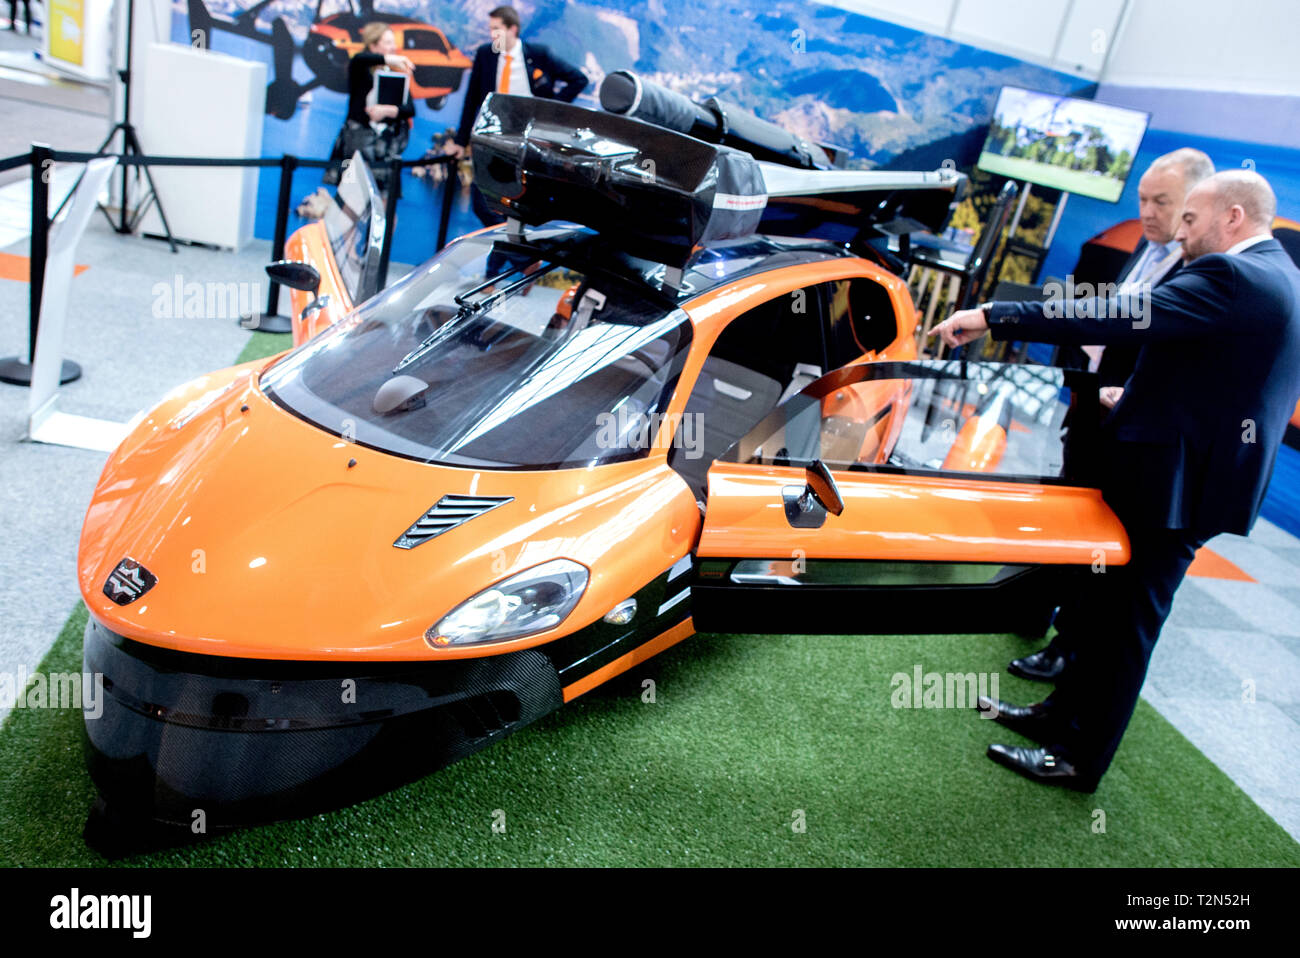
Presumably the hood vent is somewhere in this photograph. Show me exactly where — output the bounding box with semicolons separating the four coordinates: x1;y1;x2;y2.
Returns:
393;495;514;550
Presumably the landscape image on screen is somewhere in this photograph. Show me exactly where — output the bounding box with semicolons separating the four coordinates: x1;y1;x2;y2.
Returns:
978;86;1150;202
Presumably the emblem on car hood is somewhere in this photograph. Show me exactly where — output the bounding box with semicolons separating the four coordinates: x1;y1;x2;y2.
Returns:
103;558;158;605
394;495;514;550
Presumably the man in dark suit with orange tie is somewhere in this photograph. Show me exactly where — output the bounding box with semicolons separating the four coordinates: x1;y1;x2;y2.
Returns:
933;170;1300;791
1012;148;1215;684
445;5;589;225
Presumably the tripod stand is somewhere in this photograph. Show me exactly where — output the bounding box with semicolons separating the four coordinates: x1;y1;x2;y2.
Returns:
92;0;178;252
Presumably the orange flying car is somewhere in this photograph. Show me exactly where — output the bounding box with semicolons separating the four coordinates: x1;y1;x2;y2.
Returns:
77;95;1129;848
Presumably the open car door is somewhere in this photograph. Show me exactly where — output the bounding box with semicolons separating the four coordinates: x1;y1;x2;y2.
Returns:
691;360;1130;637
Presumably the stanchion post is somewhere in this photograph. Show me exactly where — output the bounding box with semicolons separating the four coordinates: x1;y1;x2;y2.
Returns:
376;158;401;289
0;143;80;386
265;153;297;316
28;143;51;363
241;153;296;333
436;157;455;252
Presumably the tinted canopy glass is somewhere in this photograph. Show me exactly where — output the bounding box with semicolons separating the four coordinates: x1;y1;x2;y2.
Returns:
262;230;692;469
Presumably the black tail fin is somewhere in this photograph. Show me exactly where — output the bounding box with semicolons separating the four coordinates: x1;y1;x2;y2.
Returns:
186;0;215;46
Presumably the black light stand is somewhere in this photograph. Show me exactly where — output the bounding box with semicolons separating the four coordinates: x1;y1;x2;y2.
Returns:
90;0;178;252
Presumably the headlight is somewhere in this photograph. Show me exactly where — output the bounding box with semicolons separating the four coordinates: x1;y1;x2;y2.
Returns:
426;559;589;648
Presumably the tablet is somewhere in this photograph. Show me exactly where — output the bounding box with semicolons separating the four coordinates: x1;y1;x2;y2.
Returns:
374;70;409;107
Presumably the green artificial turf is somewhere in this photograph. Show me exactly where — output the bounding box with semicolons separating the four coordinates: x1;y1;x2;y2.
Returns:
236;330;291;365
2;602;1297;867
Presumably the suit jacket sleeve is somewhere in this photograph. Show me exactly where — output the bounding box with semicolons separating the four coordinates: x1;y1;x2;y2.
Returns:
1096;256;1182;387
987;254;1246;346
530;43;588;102
456;45;495;146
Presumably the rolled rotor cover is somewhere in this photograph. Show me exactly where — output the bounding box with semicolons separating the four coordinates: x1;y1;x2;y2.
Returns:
703;96;831;170
599;70;706;135
601;70;832;170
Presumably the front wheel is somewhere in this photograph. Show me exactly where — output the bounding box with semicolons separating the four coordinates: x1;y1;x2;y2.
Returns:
425;95;448;111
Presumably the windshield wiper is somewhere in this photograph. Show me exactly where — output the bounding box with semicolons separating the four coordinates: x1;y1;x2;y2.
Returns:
392;262;560;374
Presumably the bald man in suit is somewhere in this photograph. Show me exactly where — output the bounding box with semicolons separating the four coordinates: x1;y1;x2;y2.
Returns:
934;170;1300;790
1011;148;1215;684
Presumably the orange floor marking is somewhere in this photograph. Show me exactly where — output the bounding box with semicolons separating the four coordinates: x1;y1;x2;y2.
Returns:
1187;547;1255;582
0;252;89;282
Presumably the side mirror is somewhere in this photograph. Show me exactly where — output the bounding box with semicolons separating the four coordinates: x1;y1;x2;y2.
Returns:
805;459;844;516
266;260;321;294
781;459;844;529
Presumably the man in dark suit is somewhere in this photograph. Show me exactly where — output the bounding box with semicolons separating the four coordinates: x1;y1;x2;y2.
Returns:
933;170;1300;790
1011;148;1215;684
1090;149;1215;393
445;5;589;225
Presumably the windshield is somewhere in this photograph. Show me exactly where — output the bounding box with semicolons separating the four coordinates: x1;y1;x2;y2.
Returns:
261;231;692;469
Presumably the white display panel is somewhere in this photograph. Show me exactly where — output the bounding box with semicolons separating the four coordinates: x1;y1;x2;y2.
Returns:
135;43;265;249
28;157;130;453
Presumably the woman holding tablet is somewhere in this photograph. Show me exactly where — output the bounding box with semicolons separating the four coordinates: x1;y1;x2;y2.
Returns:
326;23;416;193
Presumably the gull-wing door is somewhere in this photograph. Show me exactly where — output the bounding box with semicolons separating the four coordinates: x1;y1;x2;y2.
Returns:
690;360;1129;636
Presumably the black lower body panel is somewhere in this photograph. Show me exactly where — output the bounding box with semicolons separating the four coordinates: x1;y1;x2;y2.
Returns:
81;617;562;843
691;563;1086;637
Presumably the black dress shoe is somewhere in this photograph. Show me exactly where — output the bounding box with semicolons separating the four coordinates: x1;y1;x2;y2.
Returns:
986;744;1098;792
975;696;1058;745
1008;647;1068;682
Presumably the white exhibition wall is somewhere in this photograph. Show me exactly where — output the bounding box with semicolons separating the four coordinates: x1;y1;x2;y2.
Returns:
1102;0;1300;95
822;0;1300;94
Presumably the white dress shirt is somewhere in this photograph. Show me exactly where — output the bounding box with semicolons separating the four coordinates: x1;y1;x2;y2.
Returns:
1119;238;1181;290
1083;238;1182;372
1226;233;1273;256
496;39;532;96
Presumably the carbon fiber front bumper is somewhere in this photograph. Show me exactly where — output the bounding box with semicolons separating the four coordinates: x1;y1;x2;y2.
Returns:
81;616;563;835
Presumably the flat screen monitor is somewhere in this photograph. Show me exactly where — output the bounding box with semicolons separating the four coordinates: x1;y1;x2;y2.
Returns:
977;86;1150;203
